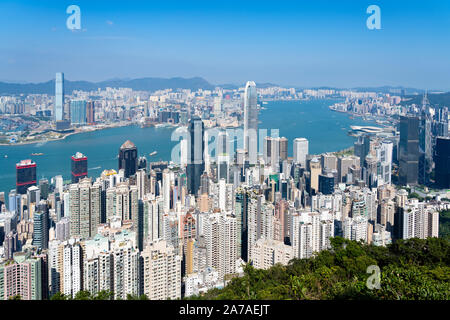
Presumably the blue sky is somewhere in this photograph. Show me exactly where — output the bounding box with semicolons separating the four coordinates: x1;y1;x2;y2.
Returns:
0;0;449;89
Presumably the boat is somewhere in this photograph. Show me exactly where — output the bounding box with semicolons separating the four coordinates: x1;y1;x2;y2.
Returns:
149;151;157;156
31;153;44;156
4;155;7;158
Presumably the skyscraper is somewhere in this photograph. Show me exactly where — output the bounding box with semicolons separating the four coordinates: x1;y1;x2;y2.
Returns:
118;140;138;178
293;138;309;167
435;136;450;189
70;100;87;125
399;116;420;186
55;72;64;122
186;117;205;195
71;152;88;183
16;160;37;195
243;81;258;164
86;101;95;124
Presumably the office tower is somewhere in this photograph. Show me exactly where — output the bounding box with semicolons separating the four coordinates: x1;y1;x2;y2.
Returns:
0;252;44;300
16;160;37;195
86;101;95;124
435;136;450;188
399;116;420;186
251;239;293;270
309;157;321;195
364;154;378;189
279;137;288;161
55;175;64;195
378;140;393;185
39;178;49;200
69;178;101;239
419;117;432;185
71;152;88;183
33;206;49;250
141;240;181;300
354;135;371;167
338;156;358;183
243;81;258;164
434;137;450;189
118;140;138;178
293;138;308;167
55;72;64;121
70;100;87;125
186;117;205;195
318;173;335;195
138;156;147;170
321;153;337;171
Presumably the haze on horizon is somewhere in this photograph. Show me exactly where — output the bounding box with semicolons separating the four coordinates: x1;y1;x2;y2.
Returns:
0;0;449;90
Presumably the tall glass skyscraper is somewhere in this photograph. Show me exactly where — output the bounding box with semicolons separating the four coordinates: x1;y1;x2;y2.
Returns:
399;116;419;186
243;81;258;164
55;72;64;121
118;140;138;178
187;116;205;195
434;136;450;189
70;100;87;125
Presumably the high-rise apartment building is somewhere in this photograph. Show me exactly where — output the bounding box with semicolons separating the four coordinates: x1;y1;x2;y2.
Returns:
69;178;101;239
141;240;181;300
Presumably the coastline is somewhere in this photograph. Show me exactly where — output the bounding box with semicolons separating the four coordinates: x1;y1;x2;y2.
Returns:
0;121;133;146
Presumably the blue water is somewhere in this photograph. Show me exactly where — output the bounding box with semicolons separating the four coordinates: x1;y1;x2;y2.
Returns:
0;99;373;196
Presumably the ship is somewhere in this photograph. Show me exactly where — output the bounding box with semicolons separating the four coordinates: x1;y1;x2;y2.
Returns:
149;151;158;156
31;153;44;156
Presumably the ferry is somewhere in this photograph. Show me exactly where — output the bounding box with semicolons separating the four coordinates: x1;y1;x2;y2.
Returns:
31;153;44;156
149;151;158;156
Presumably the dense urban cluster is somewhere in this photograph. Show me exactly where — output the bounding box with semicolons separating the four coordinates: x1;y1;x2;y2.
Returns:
0;77;449;301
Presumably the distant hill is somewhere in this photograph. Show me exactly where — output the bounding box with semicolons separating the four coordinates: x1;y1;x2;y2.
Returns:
400;92;450;108
0;77;215;95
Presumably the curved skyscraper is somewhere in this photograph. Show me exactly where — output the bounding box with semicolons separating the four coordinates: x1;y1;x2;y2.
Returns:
119;140;138;178
243;81;258;164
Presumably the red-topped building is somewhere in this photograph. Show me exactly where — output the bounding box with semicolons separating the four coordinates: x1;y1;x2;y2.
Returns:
16;160;36;194
71;152;88;183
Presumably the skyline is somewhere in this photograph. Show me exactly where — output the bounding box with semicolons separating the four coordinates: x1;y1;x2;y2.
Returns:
0;1;450;90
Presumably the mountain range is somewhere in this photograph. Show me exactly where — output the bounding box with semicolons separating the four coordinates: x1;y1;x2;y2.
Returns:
0;77;447;101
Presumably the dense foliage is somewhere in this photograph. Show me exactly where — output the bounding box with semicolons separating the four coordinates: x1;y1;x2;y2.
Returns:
190;237;450;300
